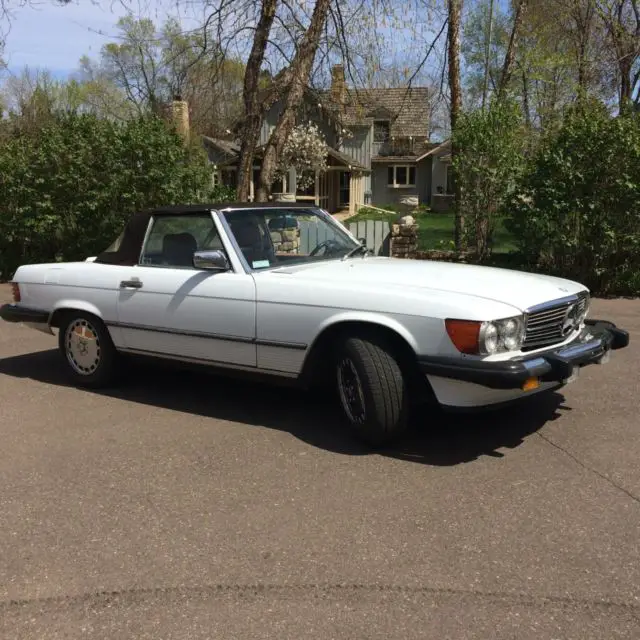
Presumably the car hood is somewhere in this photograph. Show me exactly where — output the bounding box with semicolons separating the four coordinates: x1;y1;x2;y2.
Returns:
270;257;587;312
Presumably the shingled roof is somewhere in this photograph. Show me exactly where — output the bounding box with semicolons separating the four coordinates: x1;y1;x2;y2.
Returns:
319;87;431;139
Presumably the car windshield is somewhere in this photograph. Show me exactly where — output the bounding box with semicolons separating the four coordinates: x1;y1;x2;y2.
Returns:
222;207;360;270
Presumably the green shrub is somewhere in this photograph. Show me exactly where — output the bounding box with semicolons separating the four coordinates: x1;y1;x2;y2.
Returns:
0;112;214;278
211;184;237;202
505;99;640;295
453;99;527;259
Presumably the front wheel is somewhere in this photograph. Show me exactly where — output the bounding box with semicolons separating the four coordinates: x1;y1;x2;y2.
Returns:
335;336;409;446
58;312;118;388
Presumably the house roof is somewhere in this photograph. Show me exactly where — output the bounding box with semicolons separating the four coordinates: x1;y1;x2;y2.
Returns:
204;140;369;172
415;139;450;162
320;87;432;138
326;146;368;171
202;136;241;157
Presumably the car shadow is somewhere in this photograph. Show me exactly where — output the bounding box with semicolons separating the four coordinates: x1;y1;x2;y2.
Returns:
0;349;569;466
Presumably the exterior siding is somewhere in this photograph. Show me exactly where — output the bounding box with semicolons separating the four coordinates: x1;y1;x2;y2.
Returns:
431;154;448;195
418;158;432;204
260;98;337;147
339;125;372;195
430;154;453;210
371;164;420;207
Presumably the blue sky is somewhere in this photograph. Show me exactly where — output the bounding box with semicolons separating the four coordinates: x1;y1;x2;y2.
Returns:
1;1;193;77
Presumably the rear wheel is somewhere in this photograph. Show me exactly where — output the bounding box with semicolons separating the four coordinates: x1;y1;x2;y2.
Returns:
335;336;409;446
58;312;118;388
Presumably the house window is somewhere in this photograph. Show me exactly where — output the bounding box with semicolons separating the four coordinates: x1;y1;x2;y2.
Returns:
374;120;390;143
387;165;416;188
221;168;237;188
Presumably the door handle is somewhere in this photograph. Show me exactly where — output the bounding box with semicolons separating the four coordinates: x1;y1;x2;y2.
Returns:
120;279;143;289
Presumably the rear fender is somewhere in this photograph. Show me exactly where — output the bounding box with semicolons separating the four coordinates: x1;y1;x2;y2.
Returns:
49;300;105;327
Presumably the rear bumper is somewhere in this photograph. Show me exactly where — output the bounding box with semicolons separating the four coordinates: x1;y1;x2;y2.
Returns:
418;319;629;391
0;303;50;325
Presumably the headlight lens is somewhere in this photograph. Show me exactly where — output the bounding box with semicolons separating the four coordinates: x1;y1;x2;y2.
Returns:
445;315;526;355
480;316;525;354
577;293;590;325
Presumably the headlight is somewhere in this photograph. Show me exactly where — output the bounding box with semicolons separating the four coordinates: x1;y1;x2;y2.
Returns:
446;315;525;355
577;293;590;325
480;316;525;354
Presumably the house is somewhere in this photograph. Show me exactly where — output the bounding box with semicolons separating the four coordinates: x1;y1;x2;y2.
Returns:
201;66;454;214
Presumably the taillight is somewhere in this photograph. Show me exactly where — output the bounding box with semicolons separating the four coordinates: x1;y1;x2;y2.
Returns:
10;282;21;303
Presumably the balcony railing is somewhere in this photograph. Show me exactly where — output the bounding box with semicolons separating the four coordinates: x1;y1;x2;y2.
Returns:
372;139;416;158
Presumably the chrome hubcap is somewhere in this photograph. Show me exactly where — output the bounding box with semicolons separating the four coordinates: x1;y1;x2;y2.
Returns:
65;319;101;375
337;357;366;424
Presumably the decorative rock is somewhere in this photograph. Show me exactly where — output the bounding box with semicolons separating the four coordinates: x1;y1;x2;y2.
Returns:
400;196;419;208
398;215;415;227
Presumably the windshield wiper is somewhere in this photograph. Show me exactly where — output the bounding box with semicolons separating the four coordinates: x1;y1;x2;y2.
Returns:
342;243;370;260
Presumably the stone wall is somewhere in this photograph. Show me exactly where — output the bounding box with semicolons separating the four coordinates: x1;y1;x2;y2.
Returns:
270;224;301;254
389;215;419;259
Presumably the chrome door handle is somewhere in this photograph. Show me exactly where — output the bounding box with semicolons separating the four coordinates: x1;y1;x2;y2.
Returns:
120;279;143;289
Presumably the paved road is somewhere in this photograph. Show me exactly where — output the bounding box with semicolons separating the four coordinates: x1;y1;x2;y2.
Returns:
1;290;639;639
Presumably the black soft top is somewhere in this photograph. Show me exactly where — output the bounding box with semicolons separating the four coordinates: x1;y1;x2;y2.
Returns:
94;202;318;265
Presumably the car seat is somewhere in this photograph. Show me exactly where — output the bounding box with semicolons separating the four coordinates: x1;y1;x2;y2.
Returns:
229;217;275;266
162;232;197;267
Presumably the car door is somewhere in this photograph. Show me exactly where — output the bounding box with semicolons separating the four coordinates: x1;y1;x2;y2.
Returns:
115;211;257;367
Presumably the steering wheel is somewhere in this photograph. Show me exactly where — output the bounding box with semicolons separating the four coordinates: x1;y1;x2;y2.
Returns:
309;239;342;257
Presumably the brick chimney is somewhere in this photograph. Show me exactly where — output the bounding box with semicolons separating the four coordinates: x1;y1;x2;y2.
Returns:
168;94;190;141
330;64;346;104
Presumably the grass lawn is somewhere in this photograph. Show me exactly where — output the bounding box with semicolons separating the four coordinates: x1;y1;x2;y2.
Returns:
347;209;517;253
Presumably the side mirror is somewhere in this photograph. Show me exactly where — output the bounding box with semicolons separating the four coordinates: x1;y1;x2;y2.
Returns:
193;250;230;271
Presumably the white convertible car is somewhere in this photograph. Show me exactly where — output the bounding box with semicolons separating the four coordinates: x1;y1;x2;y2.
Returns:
1;203;629;445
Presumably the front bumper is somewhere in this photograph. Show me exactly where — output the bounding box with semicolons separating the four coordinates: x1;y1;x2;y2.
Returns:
0;303;50;325
418;319;629;391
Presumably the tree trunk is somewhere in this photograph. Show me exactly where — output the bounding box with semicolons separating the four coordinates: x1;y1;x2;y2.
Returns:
522;67;531;127
482;0;495;110
497;0;528;97
256;0;331;202
237;0;278;202
448;0;464;251
620;58;633;113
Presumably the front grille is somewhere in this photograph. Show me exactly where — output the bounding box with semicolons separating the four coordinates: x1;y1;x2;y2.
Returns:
522;293;589;351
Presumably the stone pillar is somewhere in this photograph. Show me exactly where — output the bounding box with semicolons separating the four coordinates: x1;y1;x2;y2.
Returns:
390;215;418;259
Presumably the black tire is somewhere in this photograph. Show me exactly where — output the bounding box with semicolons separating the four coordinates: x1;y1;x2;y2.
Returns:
335;335;409;446
58;311;119;388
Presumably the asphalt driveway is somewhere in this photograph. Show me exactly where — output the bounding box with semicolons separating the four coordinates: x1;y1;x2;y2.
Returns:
0;288;639;639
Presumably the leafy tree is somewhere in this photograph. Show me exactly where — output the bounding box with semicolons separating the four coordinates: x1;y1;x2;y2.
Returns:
452;98;526;259
505;99;640;294
0;113;214;278
80;15;246;136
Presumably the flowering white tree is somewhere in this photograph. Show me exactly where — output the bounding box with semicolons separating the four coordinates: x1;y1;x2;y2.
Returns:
276;122;327;191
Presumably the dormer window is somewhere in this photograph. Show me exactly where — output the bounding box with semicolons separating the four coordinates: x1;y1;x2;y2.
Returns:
374;120;390;143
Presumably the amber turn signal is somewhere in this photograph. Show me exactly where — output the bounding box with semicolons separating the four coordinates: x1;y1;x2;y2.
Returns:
10;282;20;303
445;319;481;355
522;377;540;391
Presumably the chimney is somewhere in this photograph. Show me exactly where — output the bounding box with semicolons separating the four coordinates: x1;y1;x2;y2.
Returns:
169;95;190;141
330;64;346;104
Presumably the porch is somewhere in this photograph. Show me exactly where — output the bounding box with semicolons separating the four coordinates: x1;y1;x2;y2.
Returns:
208;141;369;215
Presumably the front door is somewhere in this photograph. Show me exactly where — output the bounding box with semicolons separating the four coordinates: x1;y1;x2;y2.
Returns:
115;212;257;367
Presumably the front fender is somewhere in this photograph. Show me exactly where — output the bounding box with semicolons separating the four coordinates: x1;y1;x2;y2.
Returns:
313;311;422;353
